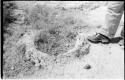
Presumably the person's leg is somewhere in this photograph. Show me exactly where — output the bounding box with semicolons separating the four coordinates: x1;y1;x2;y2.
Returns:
100;1;124;38
88;1;124;43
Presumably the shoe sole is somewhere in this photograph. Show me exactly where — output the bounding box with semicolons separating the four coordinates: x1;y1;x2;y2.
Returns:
88;39;110;44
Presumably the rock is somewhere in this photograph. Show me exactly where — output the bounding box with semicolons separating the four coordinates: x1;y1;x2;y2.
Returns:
84;64;91;69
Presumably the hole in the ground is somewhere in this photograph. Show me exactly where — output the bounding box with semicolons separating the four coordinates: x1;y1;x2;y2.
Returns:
34;27;77;56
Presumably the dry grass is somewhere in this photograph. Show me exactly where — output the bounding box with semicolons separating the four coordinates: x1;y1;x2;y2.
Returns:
3;1;108;78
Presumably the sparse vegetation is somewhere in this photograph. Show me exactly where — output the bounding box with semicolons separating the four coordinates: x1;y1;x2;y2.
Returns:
3;1;111;78
3;2;79;78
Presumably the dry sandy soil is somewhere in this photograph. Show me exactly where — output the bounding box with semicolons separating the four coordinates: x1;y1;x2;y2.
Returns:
3;1;124;79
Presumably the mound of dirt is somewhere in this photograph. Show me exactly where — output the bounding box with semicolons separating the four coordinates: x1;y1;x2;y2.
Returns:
3;2;91;79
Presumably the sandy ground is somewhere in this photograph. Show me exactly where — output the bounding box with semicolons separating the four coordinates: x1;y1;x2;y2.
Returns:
3;1;124;79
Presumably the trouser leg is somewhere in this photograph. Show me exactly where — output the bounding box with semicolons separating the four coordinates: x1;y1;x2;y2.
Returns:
99;1;124;38
121;26;124;37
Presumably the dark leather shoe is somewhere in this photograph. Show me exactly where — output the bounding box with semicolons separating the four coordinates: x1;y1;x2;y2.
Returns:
119;39;124;46
87;33;110;44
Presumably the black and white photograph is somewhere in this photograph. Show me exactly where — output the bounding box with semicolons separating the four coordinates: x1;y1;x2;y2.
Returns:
2;1;124;79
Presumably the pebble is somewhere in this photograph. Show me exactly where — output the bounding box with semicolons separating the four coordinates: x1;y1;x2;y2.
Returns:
84;64;91;69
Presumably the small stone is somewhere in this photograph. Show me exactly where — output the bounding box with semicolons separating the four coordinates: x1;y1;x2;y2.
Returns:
84;64;91;69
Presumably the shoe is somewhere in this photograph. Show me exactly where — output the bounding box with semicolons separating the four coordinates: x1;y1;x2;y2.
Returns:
87;33;110;44
118;39;124;49
119;39;124;46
